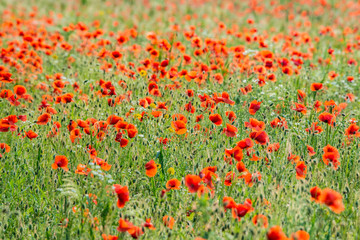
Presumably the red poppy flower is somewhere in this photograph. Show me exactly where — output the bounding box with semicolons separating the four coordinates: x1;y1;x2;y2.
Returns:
172;113;187;123
322;152;340;170
225;146;243;162
143;218;156;230
267;143;280;153
102;234;118;240
310;83;323;91
127;226;143;239
231;203;252;221
209;114;223;126
295;161;307;179
240;84;253;95
107;115;123;125
185;102;196;113
241;171;261;187
345;123;360;137
244;118;265;132
310;186;322;203
25;130;38;140
236;138;254;149
223;196;236;211
291;103;307;114
171;120;187;135
126;124;138;138
307;145;316;156
328;71;338;80
52;155;69;171
70;129;82;143
225;111;236;122
305;122;323;134
151;110;162;118
13;85;27;97
249;100;262;115
318;112;335;126
145;160;157;177
322;144;340;170
223;123;238;137
224;171;235;186
297;90;306;102
111;50;122;59
0;143;10;153
249;131;269;145
37;113;51;125
252;214;268;228
267;226;288;240
290;231;310;240
236;161;247;173
166;179;181;190
162;215;175;229
186;89;194;97
114;184;129;208
117;218;134;232
93;157;111;171
319;188;345;213
0;89;14;99
185;174;202;193
75;164;91;176
288;153;300;164
270;117;288;129
61;93;74;103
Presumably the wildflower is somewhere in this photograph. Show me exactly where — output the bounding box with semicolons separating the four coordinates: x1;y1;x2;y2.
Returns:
295;161;307;179
185;174;202;193
318;112;335;126
52;155;69;171
113;184;129;208
166;179;181;190
319;188;345;213
310;83;323;91
209;114;223;126
252;214;268;228
237;138;254;149
143;218;156;230
267;226;287;240
167;167;175;175
305;122;323;134
223;123;238;137
223;196;236;211
171;120;187;134
249;100;262;115
322;145;340;170
249;130;269;145
290;231;310;240
225;146;243;162
244;118;265;132
307;145;316;156
37;113;51;125
291;103;307;114
310;186;322;202
163;215;175;229
25;130;38;140
145;160;157;177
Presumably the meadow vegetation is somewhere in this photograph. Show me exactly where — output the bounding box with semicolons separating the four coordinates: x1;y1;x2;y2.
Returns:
0;0;360;239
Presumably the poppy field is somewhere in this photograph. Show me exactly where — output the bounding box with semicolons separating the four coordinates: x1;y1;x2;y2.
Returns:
1;0;360;239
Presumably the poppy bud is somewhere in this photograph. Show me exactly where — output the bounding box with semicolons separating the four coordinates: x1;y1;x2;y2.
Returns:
161;189;167;198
